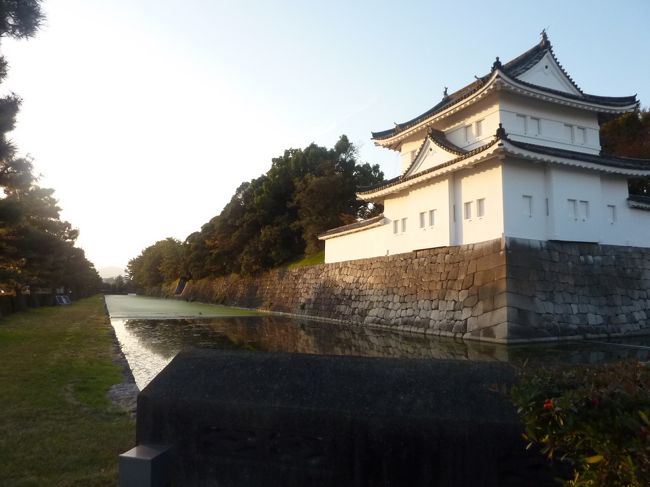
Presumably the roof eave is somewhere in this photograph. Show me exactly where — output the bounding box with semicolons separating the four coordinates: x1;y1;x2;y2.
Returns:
318;217;385;240
358;140;503;200
371;71;501;148
502;139;650;176
497;73;638;114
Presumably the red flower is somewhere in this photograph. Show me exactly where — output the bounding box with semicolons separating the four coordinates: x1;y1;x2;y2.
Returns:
543;399;554;410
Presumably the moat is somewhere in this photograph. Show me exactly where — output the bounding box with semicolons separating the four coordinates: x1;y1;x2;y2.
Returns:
105;294;650;389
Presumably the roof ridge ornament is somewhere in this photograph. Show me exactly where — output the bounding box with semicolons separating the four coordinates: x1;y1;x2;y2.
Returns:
443;86;449;98
496;123;508;140
540;29;550;48
491;56;502;71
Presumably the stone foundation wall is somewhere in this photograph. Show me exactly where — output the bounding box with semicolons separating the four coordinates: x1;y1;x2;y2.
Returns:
181;238;509;342
178;236;650;343
506;238;650;341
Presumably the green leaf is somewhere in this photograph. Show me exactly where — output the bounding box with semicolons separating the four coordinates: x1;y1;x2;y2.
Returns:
639;410;650;427
584;454;604;464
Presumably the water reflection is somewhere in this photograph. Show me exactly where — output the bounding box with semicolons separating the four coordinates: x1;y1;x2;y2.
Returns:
110;315;650;389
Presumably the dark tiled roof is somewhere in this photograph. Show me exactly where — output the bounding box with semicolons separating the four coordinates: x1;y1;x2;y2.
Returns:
358;127;650;199
628;194;650;204
372;34;637;141
318;214;385;238
428;129;468;155
628;194;650;211
505;138;650;170
371;77;488;140
399;129;469;178
503;32;582;94
511;76;637;107
358;138;500;196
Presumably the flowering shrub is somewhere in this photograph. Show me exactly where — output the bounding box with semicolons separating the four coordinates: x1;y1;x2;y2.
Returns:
511;361;650;486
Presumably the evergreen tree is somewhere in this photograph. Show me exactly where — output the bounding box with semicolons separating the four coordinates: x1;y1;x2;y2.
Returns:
600;110;650;195
0;1;101;297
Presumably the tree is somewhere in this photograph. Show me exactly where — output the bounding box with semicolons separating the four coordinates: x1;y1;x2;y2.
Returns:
600;110;650;195
0;1;101;298
130;135;385;281
195;135;384;275
1;181;101;296
127;238;184;290
0;0;43;188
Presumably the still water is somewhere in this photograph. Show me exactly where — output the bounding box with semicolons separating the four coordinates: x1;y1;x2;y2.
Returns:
106;295;650;389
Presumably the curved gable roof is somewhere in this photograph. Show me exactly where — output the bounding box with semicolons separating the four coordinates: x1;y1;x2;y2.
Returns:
359;125;650;201
372;33;638;143
401;129;469;177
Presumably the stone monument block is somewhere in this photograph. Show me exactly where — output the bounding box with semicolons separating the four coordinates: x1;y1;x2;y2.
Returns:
135;349;556;486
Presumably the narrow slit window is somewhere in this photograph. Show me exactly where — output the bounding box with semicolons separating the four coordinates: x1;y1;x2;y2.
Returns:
393;220;399;234
530;117;541;136
401;217;407;233
516;114;527;134
523;195;533;217
429;209;436;226
564;124;574;142
477;198;485;217
607;204;616;224
568;199;577;220
419;211;426;228
464;125;472;142
579;200;589;221
464;201;472;220
475;119;483;137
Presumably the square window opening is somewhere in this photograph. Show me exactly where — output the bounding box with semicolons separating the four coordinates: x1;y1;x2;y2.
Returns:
477;198;485;218
464;201;472;220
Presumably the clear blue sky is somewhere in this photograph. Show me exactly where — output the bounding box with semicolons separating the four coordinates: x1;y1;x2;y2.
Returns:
3;0;649;274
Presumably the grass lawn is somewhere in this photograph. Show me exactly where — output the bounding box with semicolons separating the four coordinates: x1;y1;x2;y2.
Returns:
286;250;325;269
0;296;134;486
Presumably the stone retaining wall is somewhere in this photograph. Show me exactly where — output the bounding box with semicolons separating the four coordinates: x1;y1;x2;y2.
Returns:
181;238;509;341
178;236;650;343
506;238;650;341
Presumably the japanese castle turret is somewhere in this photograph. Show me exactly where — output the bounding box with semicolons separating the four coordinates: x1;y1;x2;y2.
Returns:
319;33;650;263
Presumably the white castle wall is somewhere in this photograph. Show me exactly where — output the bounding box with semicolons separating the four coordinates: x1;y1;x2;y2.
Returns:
502;161;650;247
499;94;601;154
324;224;385;264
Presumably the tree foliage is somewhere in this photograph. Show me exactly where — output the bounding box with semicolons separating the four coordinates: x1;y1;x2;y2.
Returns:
600;110;650;195
0;0;101;297
192;135;383;276
126;238;184;290
128;136;384;284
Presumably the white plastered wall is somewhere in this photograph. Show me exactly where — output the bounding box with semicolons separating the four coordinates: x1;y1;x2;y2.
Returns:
443;96;500;151
406;141;458;176
324;224;386;264
383;177;451;254
502;160;650;247
502;160;549;241
452;161;505;245
399;135;427;175
547;166;602;242
600;176;650;246
515;52;582;96
499;93;601;154
396;95;501;175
